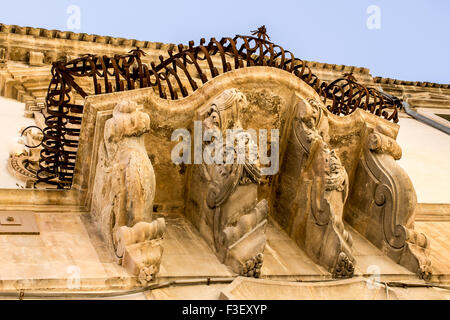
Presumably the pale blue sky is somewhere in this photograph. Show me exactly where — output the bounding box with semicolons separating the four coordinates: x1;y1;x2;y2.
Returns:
0;0;448;83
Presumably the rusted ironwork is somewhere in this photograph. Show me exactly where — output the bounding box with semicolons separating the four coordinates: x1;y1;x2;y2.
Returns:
21;126;44;148
322;72;400;121
37;26;402;188
38;49;148;188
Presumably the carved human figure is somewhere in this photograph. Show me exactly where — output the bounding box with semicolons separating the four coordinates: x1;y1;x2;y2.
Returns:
276;97;355;278
91;100;165;285
187;89;268;277
275;96;431;280
310;144;354;277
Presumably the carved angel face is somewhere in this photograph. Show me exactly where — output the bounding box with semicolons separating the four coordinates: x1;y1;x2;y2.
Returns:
216;164;232;179
203;107;221;132
324;149;347;192
208;89;247;131
324;150;340;174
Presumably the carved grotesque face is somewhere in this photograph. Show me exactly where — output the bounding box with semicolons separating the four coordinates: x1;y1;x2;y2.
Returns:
296;98;331;144
297;100;316;130
206;89;247;131
324;149;347;192
203;107;221;132
103;100;150;159
328;150;342;176
317;116;330;144
216;164;232;179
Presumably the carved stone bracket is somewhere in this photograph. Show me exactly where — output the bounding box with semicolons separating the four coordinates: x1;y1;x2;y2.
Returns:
274;97;355;278
346;128;432;280
185;89;269;277
91;100;165;285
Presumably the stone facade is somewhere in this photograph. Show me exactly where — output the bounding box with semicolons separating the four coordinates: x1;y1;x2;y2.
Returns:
0;24;449;299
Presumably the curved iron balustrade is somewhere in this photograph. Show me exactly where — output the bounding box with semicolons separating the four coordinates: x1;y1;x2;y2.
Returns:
37;26;402;188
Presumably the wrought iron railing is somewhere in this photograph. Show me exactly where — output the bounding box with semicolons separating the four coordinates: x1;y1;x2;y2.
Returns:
37;26;401;188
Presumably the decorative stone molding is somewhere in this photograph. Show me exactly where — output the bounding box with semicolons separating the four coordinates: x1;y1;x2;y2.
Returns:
91;100;165;285
28;51;44;66
7;127;43;187
346;126;432;280
185;89;269;277
0;46;6;63
274;97;355;277
374;76;450;89
0;23;178;54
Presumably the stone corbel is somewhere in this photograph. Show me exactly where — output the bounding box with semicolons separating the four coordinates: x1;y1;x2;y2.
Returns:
209;183;268;278
115;219;166;285
274;97;355;278
346;128;432;280
91;100;165;285
185;89;269;277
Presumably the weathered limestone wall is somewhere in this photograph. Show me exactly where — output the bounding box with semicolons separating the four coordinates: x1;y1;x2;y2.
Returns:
396;117;450;203
0;23;448;212
0;96;33;188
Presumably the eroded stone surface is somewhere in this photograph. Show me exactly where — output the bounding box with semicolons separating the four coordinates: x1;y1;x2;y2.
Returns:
0;66;442;298
71;67;432;283
185;89;269;277
273;97;355;277
91;100;165;285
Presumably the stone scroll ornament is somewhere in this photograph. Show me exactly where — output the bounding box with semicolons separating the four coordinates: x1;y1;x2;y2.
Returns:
8;127;43;187
275;98;355;278
187;89;269;278
346;126;432;280
91;101;166;285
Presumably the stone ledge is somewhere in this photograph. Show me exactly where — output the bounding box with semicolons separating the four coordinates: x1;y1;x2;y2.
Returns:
374;76;450;89
415;203;450;221
0;23;177;51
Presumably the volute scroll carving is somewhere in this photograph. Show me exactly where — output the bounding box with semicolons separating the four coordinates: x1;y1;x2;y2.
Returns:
346;128;432;280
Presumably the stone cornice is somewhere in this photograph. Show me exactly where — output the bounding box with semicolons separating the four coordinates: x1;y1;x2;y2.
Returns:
0;23;370;75
374;76;450;89
307;61;370;75
0;23;177;51
1;23;449;91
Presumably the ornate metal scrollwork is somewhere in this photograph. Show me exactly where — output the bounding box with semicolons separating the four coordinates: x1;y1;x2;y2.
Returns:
37;27;402;188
